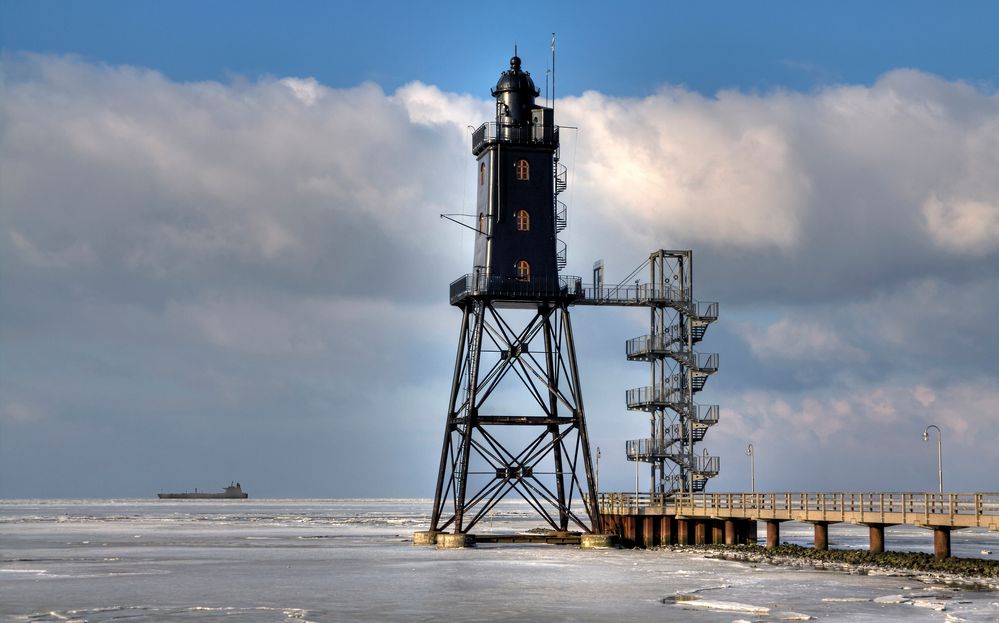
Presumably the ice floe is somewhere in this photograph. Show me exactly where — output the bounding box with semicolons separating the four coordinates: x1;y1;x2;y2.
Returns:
911;598;947;610
677;599;770;614
873;594;910;604
821;597;871;602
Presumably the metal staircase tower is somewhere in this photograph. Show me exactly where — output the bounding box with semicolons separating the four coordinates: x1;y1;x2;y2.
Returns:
571;252;720;495
623;251;720;494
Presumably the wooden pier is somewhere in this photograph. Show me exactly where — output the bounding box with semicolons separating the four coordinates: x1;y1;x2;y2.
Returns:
597;491;999;559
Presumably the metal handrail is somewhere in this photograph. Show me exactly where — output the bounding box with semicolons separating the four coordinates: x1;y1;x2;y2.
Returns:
580;283;690;305
624;336;719;371
472;122;559;155
625;437;679;459
691;455;720;475
573;282;719;318
626;385;677;408
449;273;583;304
693;404;720;424
695;302;719;321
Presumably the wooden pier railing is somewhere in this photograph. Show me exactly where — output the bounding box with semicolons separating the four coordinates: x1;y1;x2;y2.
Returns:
597;492;999;530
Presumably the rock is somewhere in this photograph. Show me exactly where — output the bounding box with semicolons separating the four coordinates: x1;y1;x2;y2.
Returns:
778;612;814;620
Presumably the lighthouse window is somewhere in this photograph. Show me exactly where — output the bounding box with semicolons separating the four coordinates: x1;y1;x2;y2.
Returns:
515;260;530;281
480;162;486;186
515;159;529;180
514;209;530;232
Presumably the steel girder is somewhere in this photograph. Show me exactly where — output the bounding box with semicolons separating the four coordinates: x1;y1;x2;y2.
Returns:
429;299;600;535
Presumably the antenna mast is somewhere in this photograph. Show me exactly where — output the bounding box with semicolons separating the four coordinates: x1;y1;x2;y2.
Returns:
551;32;556;114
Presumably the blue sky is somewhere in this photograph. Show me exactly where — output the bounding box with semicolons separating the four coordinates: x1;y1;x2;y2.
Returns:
4;1;998;96
2;2;998;498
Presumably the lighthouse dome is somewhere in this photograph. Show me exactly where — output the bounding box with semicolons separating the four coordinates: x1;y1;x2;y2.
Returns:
492;56;540;98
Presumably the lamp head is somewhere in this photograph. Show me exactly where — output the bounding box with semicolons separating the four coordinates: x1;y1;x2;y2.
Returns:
922;431;929;442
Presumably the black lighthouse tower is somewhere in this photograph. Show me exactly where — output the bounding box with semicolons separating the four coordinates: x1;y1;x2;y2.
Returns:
421;54;599;546
472;54;561;285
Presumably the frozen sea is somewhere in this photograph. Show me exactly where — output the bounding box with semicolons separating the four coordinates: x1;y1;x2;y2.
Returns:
2;499;998;622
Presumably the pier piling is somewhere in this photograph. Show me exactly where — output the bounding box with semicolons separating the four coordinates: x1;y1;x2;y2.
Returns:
676;518;691;545
868;524;885;553
933;526;951;560
766;520;781;549
724;519;737;545
813;522;829;551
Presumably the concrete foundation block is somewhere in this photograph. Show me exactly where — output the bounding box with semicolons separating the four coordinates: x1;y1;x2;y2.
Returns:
437;533;476;549
580;533;619;549
412;530;439;546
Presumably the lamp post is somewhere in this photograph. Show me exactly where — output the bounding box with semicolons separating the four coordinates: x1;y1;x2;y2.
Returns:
746;443;755;494
595;447;601;493
634;446;640;513
922;425;943;493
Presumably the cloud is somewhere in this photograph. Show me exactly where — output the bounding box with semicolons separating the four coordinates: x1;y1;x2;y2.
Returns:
2;54;998;495
0;401;46;423
559;70;999;307
923;196;999;255
739;317;868;363
562;89;808;251
728;373;995;440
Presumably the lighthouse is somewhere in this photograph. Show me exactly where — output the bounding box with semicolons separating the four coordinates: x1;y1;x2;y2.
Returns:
416;53;720;548
422;54;598;548
472;54;561;285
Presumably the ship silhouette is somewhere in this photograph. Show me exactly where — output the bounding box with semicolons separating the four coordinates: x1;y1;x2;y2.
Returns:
157;482;248;499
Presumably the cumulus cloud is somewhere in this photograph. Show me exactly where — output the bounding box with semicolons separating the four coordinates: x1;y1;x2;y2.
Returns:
559;69;999;307
708;379;999;489
739;317;868;363
2;54;998;495
562;89;808;251
923;196;999;255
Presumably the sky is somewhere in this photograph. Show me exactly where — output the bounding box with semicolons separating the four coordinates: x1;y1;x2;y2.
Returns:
1;1;998;498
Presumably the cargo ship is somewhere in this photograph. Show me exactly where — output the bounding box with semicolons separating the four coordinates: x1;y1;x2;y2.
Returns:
157;482;248;499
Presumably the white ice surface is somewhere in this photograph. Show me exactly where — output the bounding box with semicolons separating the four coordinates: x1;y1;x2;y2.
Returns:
2;499;998;622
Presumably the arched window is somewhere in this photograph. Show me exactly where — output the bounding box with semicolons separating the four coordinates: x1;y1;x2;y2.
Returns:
514;209;530;232
515;260;530;281
515;159;529;181
480;162;486;186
